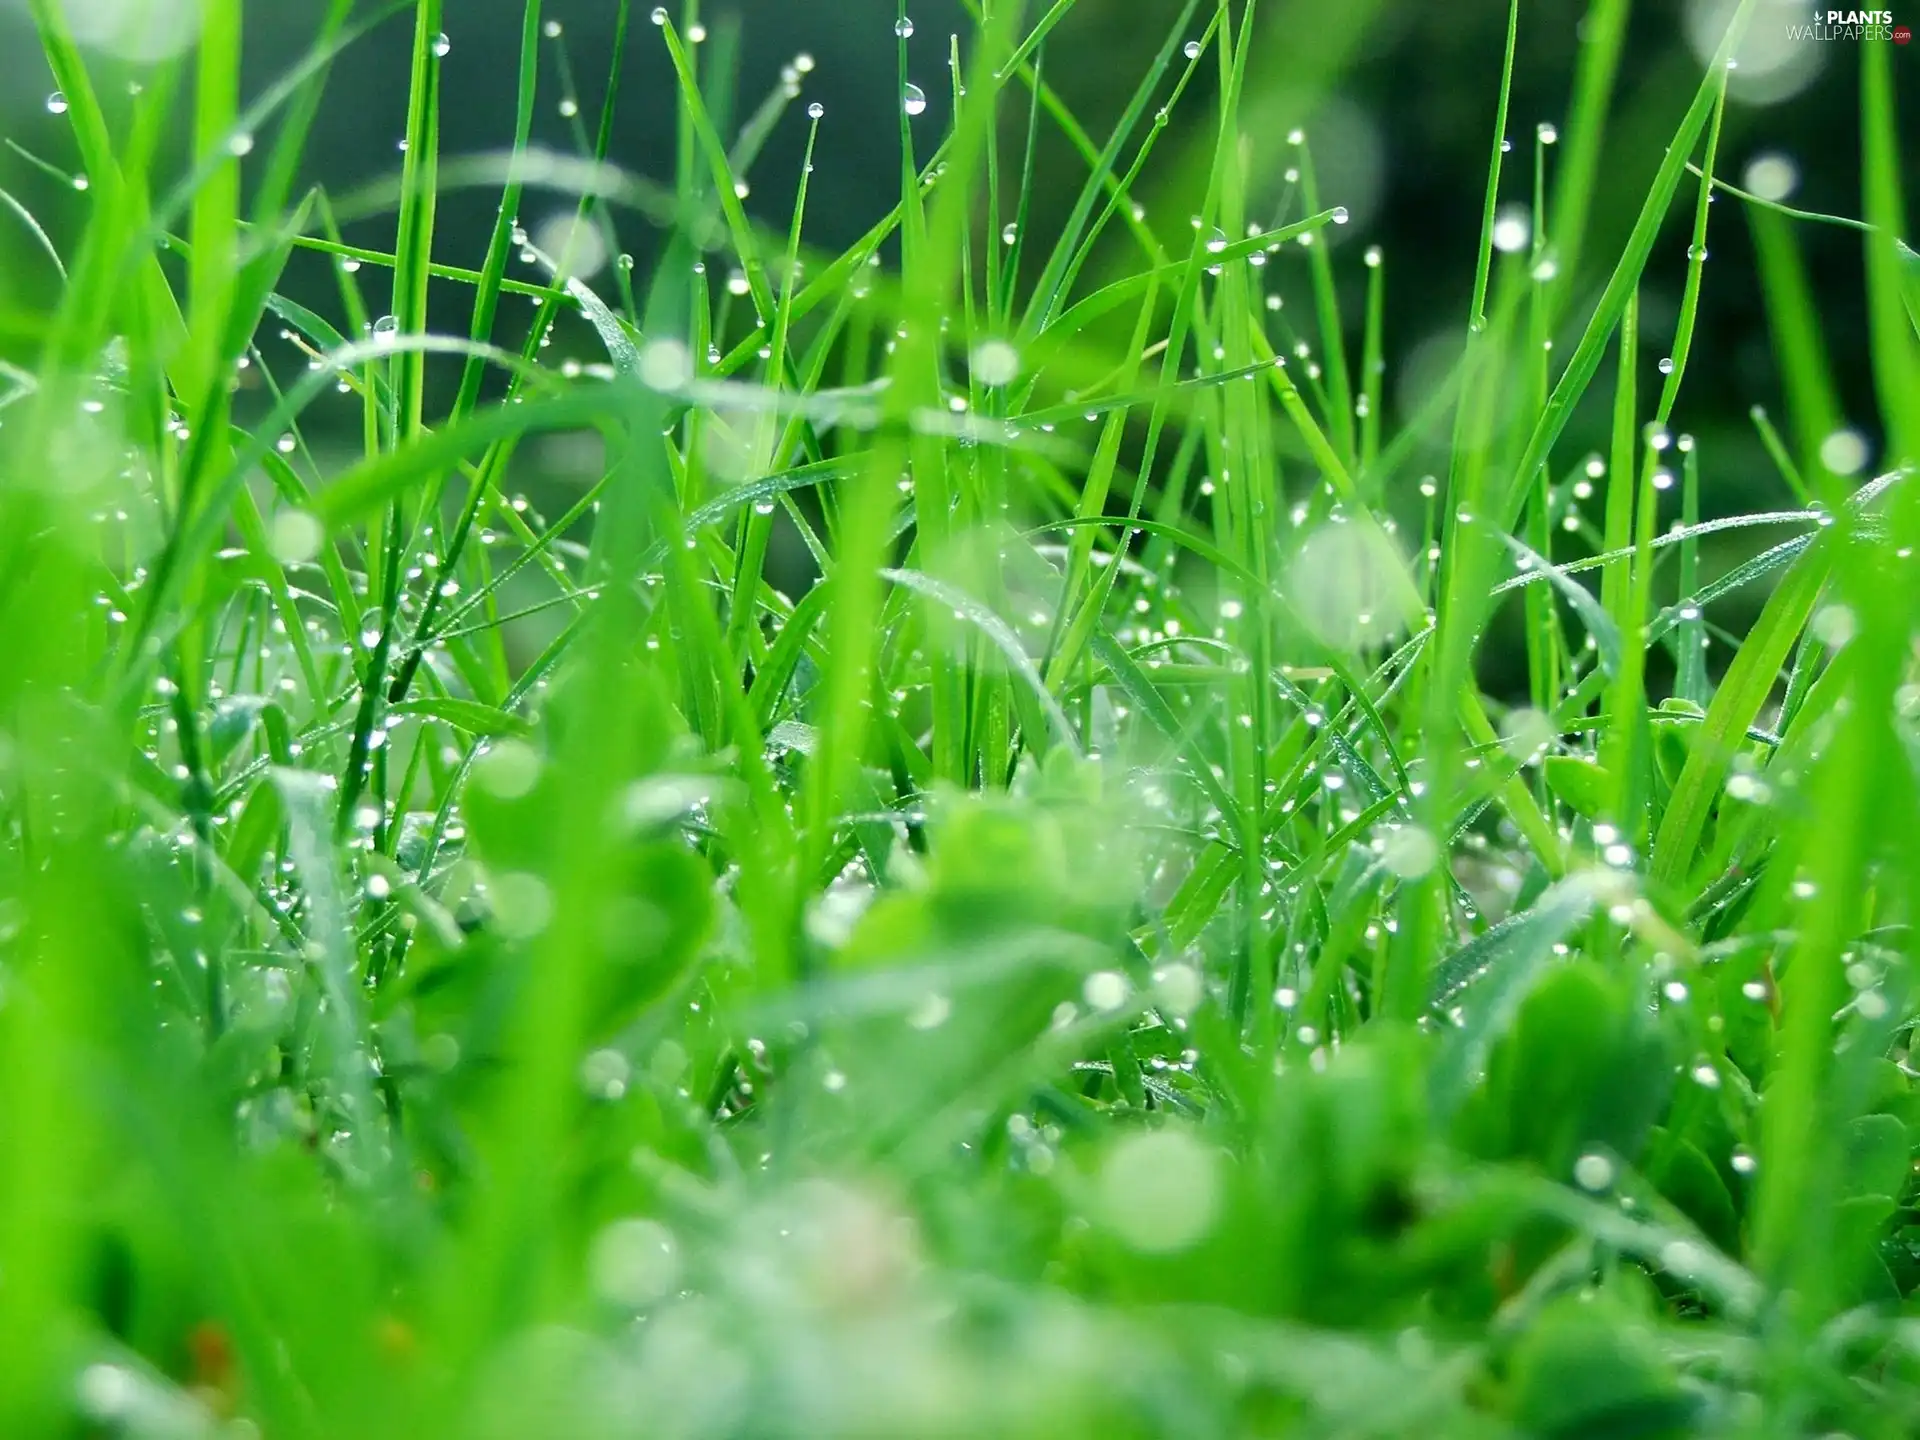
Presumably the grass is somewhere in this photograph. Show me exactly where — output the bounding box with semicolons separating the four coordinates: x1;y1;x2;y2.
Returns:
1;0;1919;1434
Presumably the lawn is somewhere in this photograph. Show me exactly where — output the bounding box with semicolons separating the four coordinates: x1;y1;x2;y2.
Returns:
2;0;1919;1435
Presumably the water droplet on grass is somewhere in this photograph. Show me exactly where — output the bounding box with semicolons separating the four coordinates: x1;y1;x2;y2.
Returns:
1183;40;1202;58
1491;203;1530;253
580;1049;630;1101
269;511;323;564
639;337;692;391
1153;963;1202;1018
47;92;68;114
970;338;1021;385
1083;971;1131;1012
895;15;915;37
1819;427;1869;476
1381;825;1439;879
1810;603;1856;648
490;871;555;939
807;101;824;120
902;82;927;116
432;31;451;57
1098;1130;1221;1253
1573;1153;1614;1191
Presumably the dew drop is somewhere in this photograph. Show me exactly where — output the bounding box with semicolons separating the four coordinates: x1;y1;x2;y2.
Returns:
902;82;927;116
970;338;1021;386
269;511;323;565
432;31;451;58
1098;1130;1220;1253
1083;970;1131;1012
1183;40;1202;59
807;101;824;120
1491;203;1531;254
895;16;915;37
1573;1153;1614;1191
47;91;69;115
1818;427;1869;476
1381;825;1439;879
1742;151;1799;203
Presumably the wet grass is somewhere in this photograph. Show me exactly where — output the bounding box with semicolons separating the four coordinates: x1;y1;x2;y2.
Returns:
2;0;1920;1434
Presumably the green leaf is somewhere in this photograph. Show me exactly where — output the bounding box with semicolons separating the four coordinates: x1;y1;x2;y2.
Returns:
880;567;1080;755
1543;756;1613;822
1429;873;1606;1120
1842;1112;1910;1202
1507;1294;1695;1439
1899;239;1920;343
1646;1129;1740;1256
390;697;532;739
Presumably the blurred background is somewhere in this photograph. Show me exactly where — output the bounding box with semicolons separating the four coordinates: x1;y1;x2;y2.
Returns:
0;0;1908;690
